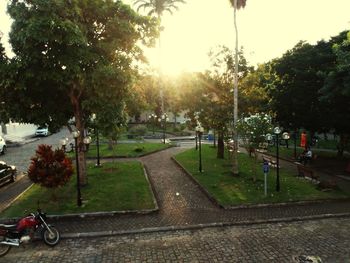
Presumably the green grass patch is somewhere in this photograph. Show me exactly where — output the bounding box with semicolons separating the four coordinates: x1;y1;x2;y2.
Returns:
68;142;171;158
88;142;171;157
0;161;155;218
174;145;350;206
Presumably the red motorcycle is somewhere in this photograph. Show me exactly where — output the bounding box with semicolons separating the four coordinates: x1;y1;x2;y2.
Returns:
0;208;60;256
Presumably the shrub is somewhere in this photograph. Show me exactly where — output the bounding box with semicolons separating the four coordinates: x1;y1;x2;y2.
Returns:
27;144;73;188
133;146;144;152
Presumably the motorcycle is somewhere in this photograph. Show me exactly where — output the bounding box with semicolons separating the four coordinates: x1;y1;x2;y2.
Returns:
0;208;60;256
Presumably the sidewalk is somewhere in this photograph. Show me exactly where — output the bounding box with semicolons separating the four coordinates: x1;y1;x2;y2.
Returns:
45;146;350;238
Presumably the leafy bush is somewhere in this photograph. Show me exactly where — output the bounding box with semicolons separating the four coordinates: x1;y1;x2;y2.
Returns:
27;144;73;188
133;146;144;152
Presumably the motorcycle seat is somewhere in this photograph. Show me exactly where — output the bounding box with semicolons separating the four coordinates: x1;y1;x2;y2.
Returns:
0;224;17;230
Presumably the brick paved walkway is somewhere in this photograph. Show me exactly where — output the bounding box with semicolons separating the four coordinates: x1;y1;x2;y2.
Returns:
51;147;350;236
3;217;350;262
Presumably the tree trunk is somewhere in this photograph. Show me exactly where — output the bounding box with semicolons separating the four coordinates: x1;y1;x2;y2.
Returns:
108;139;115;151
337;133;348;157
252;150;258;182
213;130;217;148
1;122;7;134
217;131;225;159
69;89;88;186
232;0;239;176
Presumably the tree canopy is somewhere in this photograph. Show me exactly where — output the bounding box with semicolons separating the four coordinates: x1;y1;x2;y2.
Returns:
3;0;158;184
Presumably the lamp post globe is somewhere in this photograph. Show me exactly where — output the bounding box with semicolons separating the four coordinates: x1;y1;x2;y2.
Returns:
282;132;290;149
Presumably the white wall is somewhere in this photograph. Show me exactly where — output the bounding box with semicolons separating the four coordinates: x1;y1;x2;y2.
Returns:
1;122;37;138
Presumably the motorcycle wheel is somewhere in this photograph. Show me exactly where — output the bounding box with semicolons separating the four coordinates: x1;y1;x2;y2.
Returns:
0;236;11;257
42;226;60;247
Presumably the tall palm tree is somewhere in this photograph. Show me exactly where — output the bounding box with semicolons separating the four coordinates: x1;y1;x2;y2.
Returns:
133;0;185;115
229;0;246;175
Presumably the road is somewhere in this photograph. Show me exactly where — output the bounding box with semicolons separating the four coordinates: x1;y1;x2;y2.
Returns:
0;129;71;212
1;217;350;262
1;129;71;174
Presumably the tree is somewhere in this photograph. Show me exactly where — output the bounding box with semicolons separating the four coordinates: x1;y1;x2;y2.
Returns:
0;35;10;130
320;31;350;156
179;46;250;159
5;0;157;185
228;0;247;175
239;64;270;115
237;113;272;181
28;144;73;200
205;46;250;159
133;0;185;114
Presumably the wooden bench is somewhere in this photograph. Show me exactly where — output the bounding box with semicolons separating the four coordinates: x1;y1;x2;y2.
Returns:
262;154;277;168
256;142;268;153
297;164;319;181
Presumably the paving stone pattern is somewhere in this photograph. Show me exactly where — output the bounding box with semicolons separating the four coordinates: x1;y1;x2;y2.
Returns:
3;217;350;262
53;147;350;235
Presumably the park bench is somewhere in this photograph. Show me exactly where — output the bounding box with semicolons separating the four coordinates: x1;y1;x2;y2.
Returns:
262;154;277;168
256;142;268;153
297;164;319;182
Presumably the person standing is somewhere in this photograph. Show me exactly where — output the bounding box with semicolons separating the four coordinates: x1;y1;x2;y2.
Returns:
300;131;307;148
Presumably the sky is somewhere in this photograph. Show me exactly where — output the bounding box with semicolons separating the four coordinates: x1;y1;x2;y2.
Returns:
1;0;350;75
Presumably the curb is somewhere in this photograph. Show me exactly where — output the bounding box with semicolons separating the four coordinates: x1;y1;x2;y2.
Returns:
6;138;40;148
0;162;159;223
142;163;159;212
61;212;350;239
0;178;34;215
171;156;224;209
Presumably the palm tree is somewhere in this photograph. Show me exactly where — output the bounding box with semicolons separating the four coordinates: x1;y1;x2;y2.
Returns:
229;0;246;175
133;0;185;115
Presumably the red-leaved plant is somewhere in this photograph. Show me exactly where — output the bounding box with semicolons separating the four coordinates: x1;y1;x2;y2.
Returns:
27;144;73;189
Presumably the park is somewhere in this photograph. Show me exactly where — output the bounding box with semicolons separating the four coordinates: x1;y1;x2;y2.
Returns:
0;0;350;262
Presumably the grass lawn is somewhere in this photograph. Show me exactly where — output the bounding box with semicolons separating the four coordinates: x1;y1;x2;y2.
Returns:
0;161;155;218
174;145;350;206
71;142;172;158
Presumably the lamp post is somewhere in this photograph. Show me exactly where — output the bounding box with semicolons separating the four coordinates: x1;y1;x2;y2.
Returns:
194;113;199;150
282;132;290;149
159;113;168;144
148;114;157;135
293;129;298;159
196;124;204;172
60;137;68;152
72;130;91;207
274;126;281;192
91;114;101;167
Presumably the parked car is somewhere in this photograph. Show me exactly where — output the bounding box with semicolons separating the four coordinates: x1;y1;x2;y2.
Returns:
0;161;16;186
0;135;6;154
35;126;49;137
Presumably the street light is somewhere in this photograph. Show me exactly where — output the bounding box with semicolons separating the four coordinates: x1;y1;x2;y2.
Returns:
159;113;168;144
72;130;91;207
194;113;199;150
282;132;290;149
196;124;204;173
148;114;157;135
274;126;281;192
91;113;101;167
293;129;298;159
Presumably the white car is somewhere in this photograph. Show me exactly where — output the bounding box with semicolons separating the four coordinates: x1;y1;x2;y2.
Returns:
35;126;49;137
0;136;6;154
